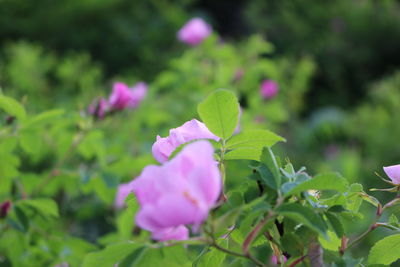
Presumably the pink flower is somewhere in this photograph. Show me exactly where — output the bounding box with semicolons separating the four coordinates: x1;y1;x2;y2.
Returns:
152;119;219;163
0;200;11;219
271;255;287;265
260;80;279;100
177;18;212;46
114;180;135;209
383;164;400;184
131;140;221;241
109;82;147;110
88;98;109;119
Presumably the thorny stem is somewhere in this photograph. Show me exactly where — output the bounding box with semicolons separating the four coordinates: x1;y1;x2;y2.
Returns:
211;240;267;267
204;225;267;267
288;255;306;267
346;196;400;250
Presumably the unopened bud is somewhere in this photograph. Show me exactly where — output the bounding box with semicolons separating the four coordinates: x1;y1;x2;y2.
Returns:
0;200;11;218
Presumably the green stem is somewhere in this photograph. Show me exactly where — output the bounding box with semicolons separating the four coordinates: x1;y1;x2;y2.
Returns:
346;197;398;250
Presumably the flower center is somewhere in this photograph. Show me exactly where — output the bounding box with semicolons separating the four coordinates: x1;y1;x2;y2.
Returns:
183;191;199;207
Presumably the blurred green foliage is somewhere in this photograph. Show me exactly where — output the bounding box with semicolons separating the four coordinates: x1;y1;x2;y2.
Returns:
0;0;193;79
244;0;400;109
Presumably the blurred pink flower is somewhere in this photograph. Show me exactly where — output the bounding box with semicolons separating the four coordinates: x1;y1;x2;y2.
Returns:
383;164;400;184
271;254;287;265
131;140;221;241
152;119;219;163
0;200;11;219
177;18;212;46
114;180;135;209
260;80;279;100
233;68;244;82
88;98;109;119
109;82;147;110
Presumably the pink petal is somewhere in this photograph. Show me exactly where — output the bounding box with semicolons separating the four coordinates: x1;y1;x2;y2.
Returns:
173;141;221;205
133;140;222;237
151;225;189;241
114;181;135;209
151;119;219;163
383;164;400;184
127;82;147;108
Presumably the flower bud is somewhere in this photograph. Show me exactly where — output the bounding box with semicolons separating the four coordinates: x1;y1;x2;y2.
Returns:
0;200;11;219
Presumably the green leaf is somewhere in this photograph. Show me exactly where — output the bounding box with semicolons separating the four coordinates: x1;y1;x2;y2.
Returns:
347;183;364;213
21;109;64;129
260;147;281;189
368;234;400;265
117;197;139;240
325;212;344;238
19;198;59;218
318;231;341;251
19;131;42;155
226;129;285;149
197;89;239;140
0;95;26;120
281;233;304;256
196;246;227;267
224;147;262;161
276;203;327;235
284;172;348;197
7;206;29;232
82;242;143;267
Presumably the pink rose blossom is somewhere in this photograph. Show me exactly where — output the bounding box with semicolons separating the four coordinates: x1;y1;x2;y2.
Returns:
130;140;221;241
177;18;212;46
88;98;109;119
152;119;219;163
260;80;279;100
109;82;147;110
383;164;400;184
114;180;135;209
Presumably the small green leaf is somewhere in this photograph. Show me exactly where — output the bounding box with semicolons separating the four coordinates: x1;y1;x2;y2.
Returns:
318;230;341;251
0;95;26;120
276;203;327;235
226;129;285;149
389;214;399;225
7;206;29;232
260;147;281;189
197;89;240;140
368;234;400;265
284;172;348;197
19;198;59;218
82;242;143;267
